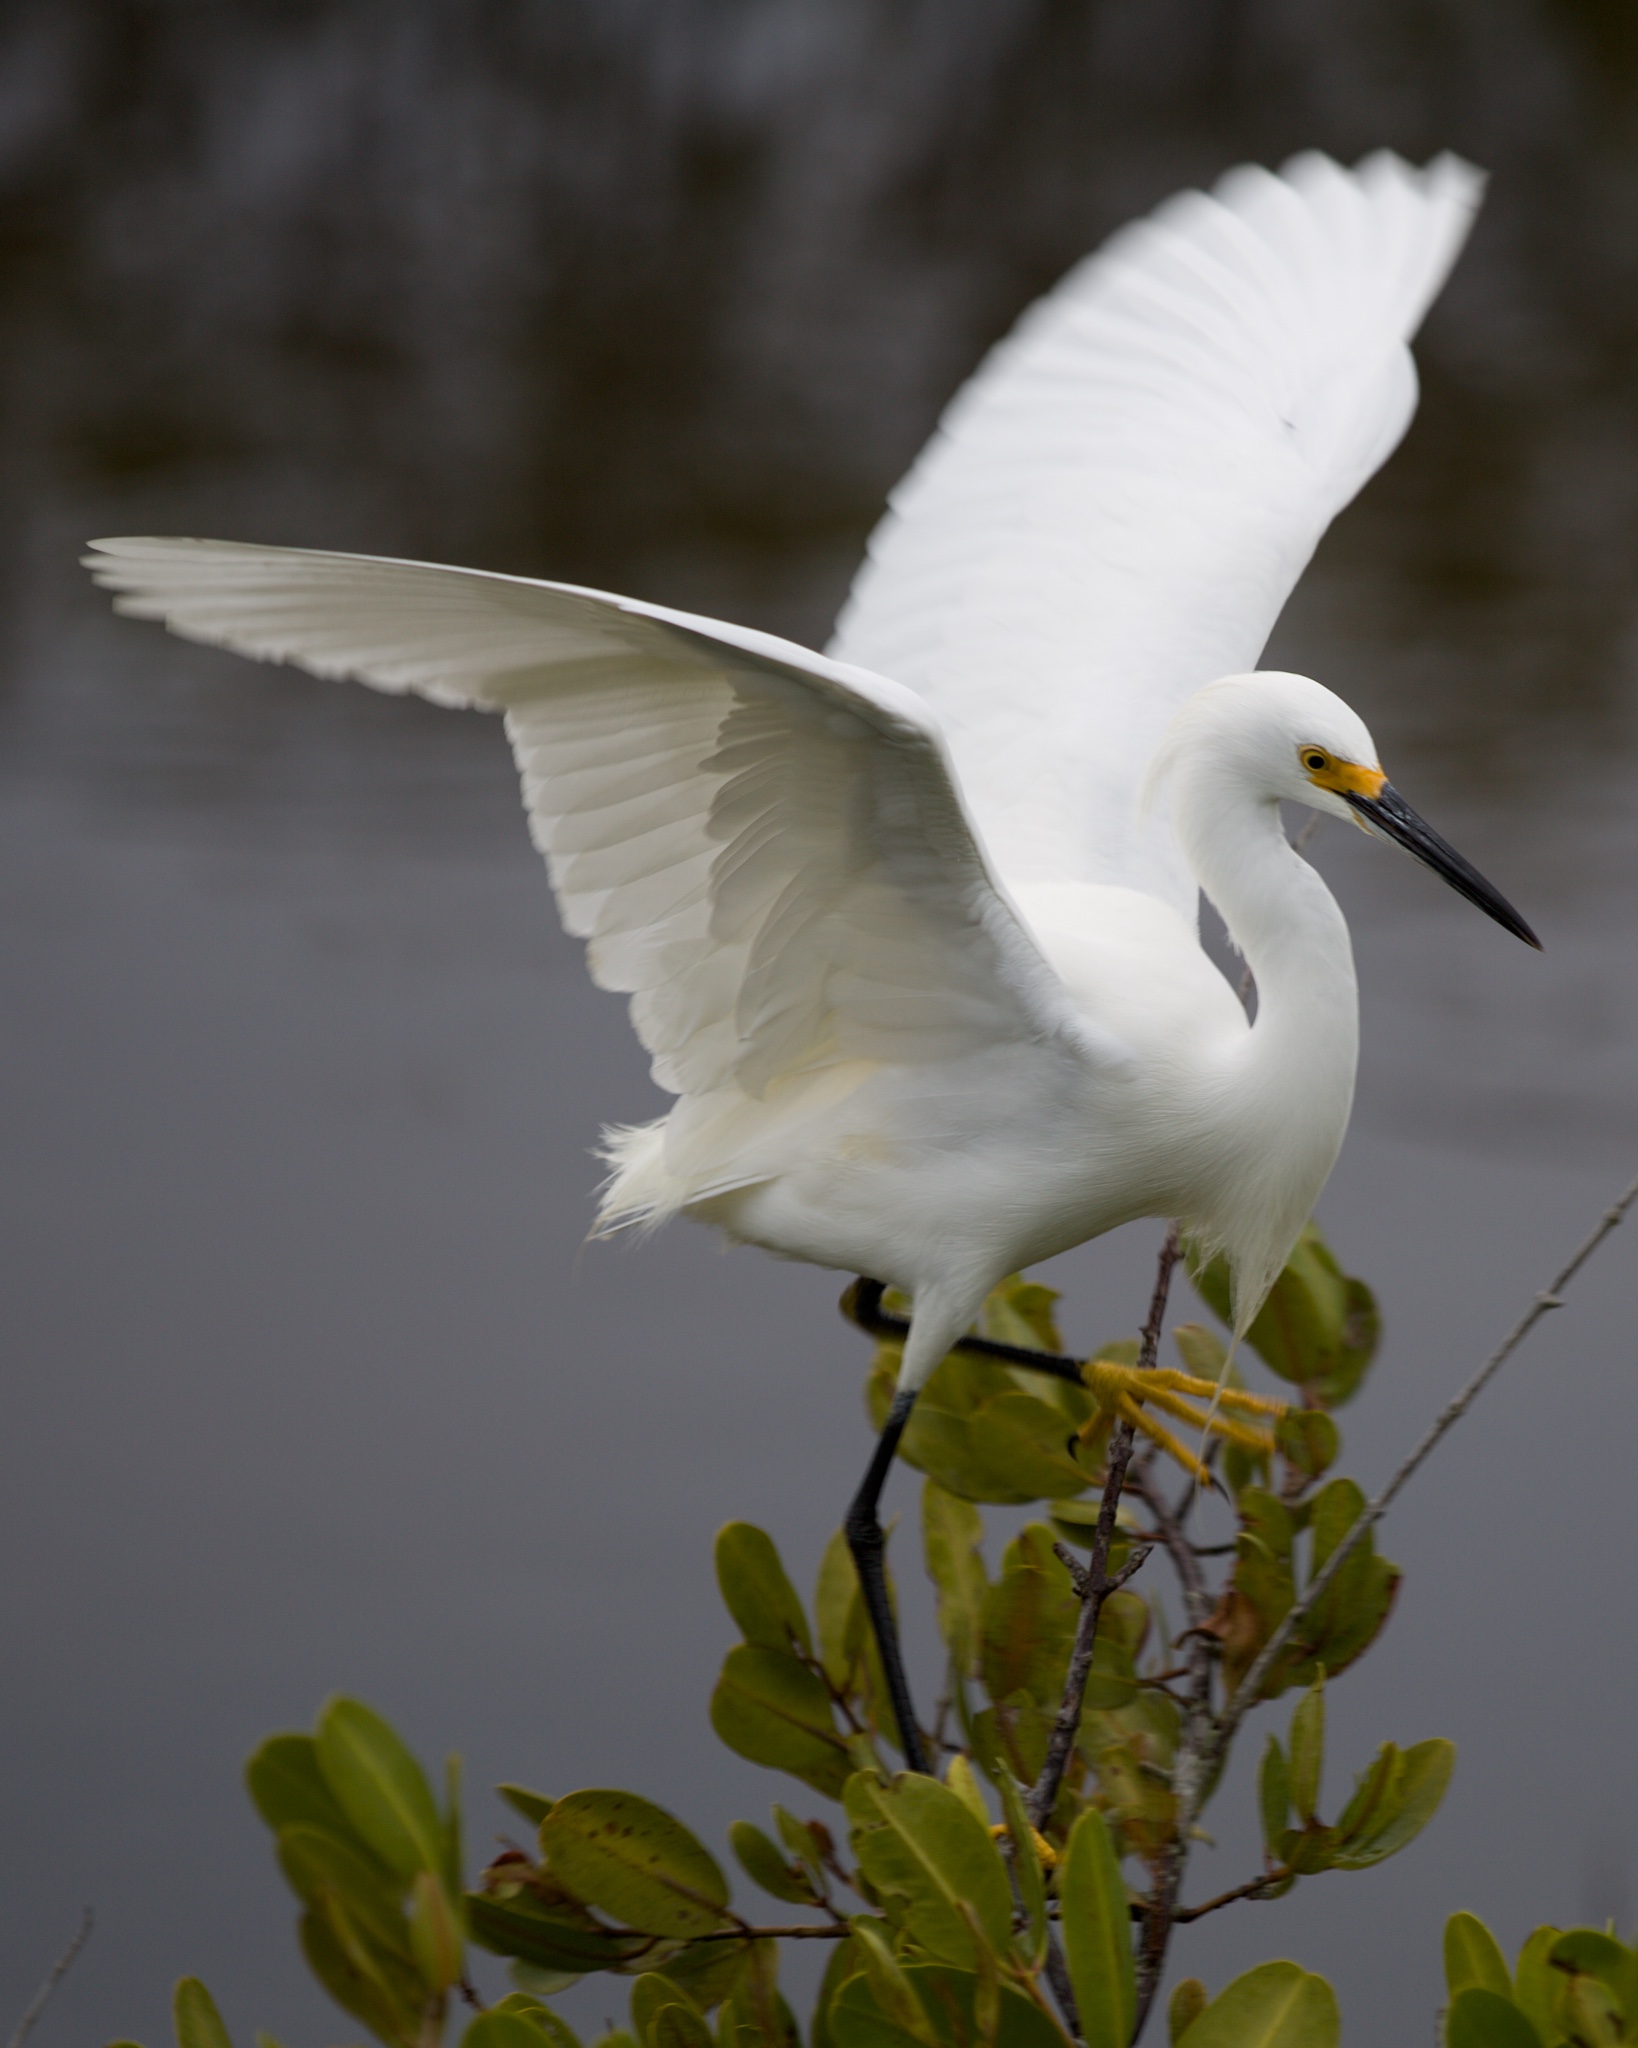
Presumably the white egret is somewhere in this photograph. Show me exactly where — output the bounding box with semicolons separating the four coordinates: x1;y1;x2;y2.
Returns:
86;148;1537;1773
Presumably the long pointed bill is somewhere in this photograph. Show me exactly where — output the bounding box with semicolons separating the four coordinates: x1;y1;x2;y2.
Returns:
1343;786;1542;948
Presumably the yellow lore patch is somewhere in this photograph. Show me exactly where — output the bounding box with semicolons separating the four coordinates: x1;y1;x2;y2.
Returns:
1298;746;1387;799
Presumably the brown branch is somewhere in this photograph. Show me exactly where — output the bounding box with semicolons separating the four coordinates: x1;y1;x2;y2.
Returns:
688;1922;850;1941
1209;1168;1638;1768
1028;1226;1180;1832
1168;1869;1292;1924
7;1909;92;2048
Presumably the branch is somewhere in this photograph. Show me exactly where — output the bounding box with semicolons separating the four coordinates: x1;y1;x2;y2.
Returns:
7;1909;92;2048
689;1922;850;1942
1028;1227;1181;1832
1131;1169;1636;2037
1168;1870;1291;1924
1207;1168;1638;1767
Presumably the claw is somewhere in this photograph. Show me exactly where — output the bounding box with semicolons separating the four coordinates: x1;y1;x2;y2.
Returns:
1072;1356;1285;1481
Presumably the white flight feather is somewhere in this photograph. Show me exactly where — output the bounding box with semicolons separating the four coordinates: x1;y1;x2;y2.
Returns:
829;147;1483;919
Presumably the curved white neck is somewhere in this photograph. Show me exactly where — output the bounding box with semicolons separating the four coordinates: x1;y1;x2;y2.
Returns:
1170;764;1360;1311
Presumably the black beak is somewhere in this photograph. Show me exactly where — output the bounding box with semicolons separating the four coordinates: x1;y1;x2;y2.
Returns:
1343;786;1542;950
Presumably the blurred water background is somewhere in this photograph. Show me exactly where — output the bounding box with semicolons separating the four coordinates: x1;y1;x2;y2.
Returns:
2;4;1637;2041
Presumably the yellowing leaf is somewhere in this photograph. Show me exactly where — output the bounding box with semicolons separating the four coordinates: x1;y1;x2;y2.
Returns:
539;1791;730;1939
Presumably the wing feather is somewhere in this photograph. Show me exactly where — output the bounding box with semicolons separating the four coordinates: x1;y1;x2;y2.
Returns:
829;148;1484;919
85;538;1103;1145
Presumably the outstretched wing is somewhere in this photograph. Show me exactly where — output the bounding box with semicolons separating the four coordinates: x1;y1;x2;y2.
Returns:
829;148;1484;920
86;539;1102;1114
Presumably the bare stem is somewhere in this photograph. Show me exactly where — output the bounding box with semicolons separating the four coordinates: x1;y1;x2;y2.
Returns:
1028;1226;1181;1832
1208;1168;1638;1766
7;1909;92;2048
1168;1870;1291;1924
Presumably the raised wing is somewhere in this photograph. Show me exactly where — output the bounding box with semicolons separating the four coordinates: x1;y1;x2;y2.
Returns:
829;149;1484;919
85;539;1101;1156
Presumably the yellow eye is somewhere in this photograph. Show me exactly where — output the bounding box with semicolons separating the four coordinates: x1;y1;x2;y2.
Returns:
1300;748;1330;774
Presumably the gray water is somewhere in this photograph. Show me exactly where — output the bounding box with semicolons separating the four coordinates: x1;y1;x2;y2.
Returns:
3;6;1638;2043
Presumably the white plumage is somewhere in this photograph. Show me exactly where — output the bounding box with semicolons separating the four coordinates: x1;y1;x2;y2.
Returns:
86;149;1513;1406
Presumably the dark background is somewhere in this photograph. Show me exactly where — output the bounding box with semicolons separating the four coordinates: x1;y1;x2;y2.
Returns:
2;4;1637;2042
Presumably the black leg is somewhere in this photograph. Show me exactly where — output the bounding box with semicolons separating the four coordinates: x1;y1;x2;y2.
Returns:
844;1387;932;1775
842;1277;1088;1387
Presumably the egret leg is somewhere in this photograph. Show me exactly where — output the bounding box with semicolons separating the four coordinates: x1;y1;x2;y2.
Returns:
844;1387;932;1776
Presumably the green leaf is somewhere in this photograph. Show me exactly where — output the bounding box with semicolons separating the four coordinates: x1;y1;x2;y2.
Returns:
647;1938;752;2014
1176;1961;1339;2047
942;1754;989;1828
1058;1807;1135;2048
246;1734;359;1844
484;1997;584;2048
276;1823;412;1954
298;1898;425;2048
812;1937;862;2048
711;1645;853;1798
844;1772;1013;1967
466;1892;649;1972
630;1972;713;2048
980;1273;1067;1354
979;1535;1077;1709
1513;1928;1564;2043
1550;1927;1632;1991
315;1699;447;1884
1190;1222;1378;1408
716;1525;813;1658
465;2018;572;2048
815;1531;863;1691
1168;1980;1209;2045
1445;1988;1545;2048
500;1786;555;1829
833;1963;1073;2048
1329;1744;1396;1853
728;1821;817;1906
1288;1678;1324;1824
844;1919;938;2048
1445;1913;1513;2001
921;1483;988;1678
1275;1411;1338;1484
539;1791;730;1939
718;1939;800;2048
773;1805;832;1891
1258;1739;1289;1857
409;1870;464;1993
1328;1739;1453;1868
173;1980;233;2048
995;1770;1047;1969
510;1963;585;2000
868;1346;1090;1505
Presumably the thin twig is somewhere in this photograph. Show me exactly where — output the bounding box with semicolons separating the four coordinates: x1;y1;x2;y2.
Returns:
1135;1170;1635;2036
1168;1869;1291;1924
1028;1227;1181;1832
1209;1169;1638;1765
689;1922;850;1942
7;1909;92;2048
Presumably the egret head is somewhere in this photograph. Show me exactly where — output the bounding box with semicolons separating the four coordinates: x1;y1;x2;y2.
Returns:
1158;671;1541;948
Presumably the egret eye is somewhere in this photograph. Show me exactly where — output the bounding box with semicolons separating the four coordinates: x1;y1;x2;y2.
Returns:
1301;749;1329;773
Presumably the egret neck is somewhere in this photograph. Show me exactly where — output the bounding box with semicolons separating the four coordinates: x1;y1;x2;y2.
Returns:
1169;744;1360;1329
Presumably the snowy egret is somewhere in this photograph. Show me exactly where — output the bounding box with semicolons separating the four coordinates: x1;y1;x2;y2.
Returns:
86;148;1537;1773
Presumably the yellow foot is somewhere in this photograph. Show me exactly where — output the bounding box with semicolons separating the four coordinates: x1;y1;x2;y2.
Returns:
989;1821;1058;1870
1074;1361;1285;1488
